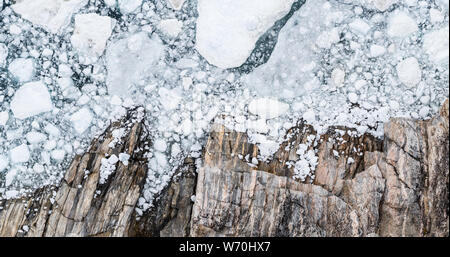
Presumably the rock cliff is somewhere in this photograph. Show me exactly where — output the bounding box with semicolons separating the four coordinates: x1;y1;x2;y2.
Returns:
0;100;448;237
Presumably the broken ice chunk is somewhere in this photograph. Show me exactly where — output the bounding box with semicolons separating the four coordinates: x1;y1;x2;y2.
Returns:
248;98;289;119
396;57;421;87
387;11;418;38
8;58;35;83
195;0;295;69
10;144;30;163
12;0;87;34
10;81;53;119
70;107;93;134
158;19;183;38
167;0;185;10
0;155;8;172
106;32;165;96
118;0;142;14
71;13;114;64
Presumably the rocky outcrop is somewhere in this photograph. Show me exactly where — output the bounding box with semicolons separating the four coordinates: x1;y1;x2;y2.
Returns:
190;99;448;237
128;157;197;237
0;108;150;237
0;100;448;237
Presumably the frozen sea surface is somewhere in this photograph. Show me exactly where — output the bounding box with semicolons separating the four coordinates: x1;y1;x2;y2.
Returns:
0;0;448;212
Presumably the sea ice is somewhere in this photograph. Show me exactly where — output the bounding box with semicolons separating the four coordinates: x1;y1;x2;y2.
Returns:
118;0;142;14
248;98;289;119
71;13;114;64
195;0;295;69
396;57;422;87
0;112;9;127
167;0;185;10
0;155;8;172
10;144;30;163
70;107;93;134
8;58;35;83
10;81;53;119
11;0;87;34
158;19;183;38
106;32;165;96
423;26;449;64
387;10;418;38
0;43;7;67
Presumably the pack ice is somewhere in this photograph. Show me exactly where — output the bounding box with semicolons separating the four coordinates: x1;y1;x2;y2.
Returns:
11;0;87;34
10;81;53;120
195;0;295;69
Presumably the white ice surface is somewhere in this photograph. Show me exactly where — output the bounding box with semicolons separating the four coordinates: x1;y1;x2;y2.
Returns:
10;81;53;119
71;13;114;64
195;0;295;69
70;107;93;134
8;58;35;83
11;0;87;34
106;32;165;96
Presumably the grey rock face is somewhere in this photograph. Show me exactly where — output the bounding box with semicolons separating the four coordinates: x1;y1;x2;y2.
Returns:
190;99;448;237
0;100;448;237
128;157;197;237
0;108;150;237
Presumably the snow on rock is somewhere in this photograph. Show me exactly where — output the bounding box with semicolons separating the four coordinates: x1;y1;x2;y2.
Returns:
106;32;165;96
387;10;418;38
70;107;93;134
167;0;185;10
10;144;30;163
118;0;142;14
99;154;119;184
118;153;130;166
10;81;53;119
0;43;7;67
248;98;289;119
423;26;449;64
396;57;422;87
11;0;87;34
195;0;295;69
8;58;35;83
158;19;183;38
71;13;114;64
